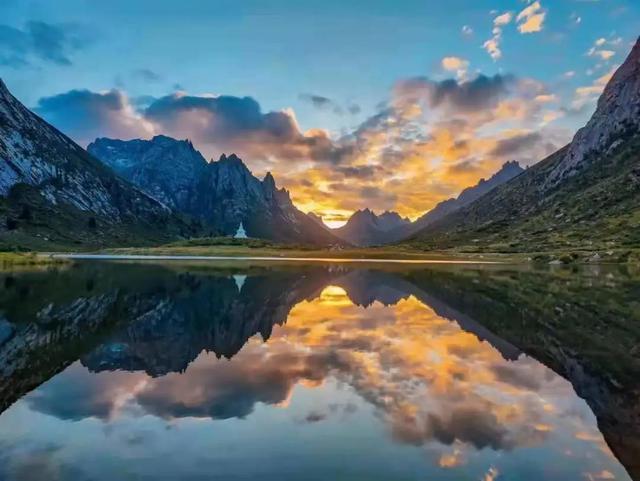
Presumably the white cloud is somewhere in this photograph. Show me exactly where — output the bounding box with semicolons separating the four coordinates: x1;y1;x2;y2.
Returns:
494;12;513;26
441;56;470;80
462;25;473;36
483;11;513;61
516;1;546;34
587;36;622;62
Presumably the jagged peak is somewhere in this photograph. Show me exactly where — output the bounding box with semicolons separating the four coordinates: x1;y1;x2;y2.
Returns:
379;210;411;223
263;171;276;189
149;135;194;148
217;153;244;164
347;208;377;224
502;160;522;169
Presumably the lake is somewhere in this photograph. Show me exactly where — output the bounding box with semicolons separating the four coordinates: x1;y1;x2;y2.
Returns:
0;260;638;481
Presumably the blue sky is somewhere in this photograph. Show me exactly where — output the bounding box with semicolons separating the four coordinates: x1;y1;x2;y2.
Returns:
1;0;639;223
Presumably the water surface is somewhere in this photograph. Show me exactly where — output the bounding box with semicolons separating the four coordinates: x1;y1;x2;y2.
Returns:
0;261;638;481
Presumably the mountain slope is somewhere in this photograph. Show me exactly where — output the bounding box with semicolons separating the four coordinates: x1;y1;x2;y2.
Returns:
332;209;411;246
88;136;341;245
0;79;191;249
410;39;640;254
411;160;524;231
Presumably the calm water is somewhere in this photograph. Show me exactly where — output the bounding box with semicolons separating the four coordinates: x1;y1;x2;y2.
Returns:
0;261;639;481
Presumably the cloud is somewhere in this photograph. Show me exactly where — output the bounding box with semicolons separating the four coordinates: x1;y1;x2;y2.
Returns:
143;92;353;165
588;48;615;61
441;56;469;80
461;25;473;36
299;93;334;109
299;93;359;116
427;406;512;450
34;89;154;146
586;36;623;61
516;1;546;34
133;350;337;420
0;21;89;67
571;65;618;110
394;74;515;113
483;11;513;61
132;68;162;82
489;132;543;158
26;363;145;421
494;12;513;27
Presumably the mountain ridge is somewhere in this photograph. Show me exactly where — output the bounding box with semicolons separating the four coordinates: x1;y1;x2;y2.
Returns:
88;136;342;245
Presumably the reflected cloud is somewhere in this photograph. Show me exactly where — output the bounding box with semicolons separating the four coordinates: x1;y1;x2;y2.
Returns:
0;263;636;481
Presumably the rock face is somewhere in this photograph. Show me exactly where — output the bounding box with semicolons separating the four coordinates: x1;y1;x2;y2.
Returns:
332;209;411;246
548;38;640;184
89;136;341;245
0;79;189;247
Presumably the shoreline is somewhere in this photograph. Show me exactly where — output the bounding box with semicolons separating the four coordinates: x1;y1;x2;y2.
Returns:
49;253;506;264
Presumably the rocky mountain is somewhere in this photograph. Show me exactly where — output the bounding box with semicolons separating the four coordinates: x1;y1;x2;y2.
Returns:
332;208;411;246
333;162;522;246
410;38;640;253
548;38;640;184
89;136;341;245
0;79;191;249
411;160;524;231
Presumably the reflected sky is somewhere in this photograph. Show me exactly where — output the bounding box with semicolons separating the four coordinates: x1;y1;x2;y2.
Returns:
0;264;635;481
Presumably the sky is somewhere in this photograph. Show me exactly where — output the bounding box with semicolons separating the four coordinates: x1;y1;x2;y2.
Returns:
1;0;639;227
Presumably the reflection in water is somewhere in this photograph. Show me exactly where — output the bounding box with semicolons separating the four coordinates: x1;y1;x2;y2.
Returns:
0;262;638;481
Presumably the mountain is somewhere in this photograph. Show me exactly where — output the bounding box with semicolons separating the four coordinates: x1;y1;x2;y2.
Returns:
410;38;640;254
411;160;524;231
332;208;411;246
333;162;522;246
89;136;341;245
0;79;191;249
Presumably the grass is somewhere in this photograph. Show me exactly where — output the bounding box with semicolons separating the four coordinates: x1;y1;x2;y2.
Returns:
0;251;67;267
3;235;638;265
94;237;640;264
98;236;523;263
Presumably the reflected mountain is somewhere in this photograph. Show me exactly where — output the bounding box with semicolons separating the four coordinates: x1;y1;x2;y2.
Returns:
0;261;639;479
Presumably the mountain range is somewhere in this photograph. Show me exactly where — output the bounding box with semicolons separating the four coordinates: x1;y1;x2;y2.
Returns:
332;161;524;246
88;136;340;245
332;209;411;246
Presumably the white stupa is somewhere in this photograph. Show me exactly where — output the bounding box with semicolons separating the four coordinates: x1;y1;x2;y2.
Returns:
234;222;248;239
233;274;247;291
